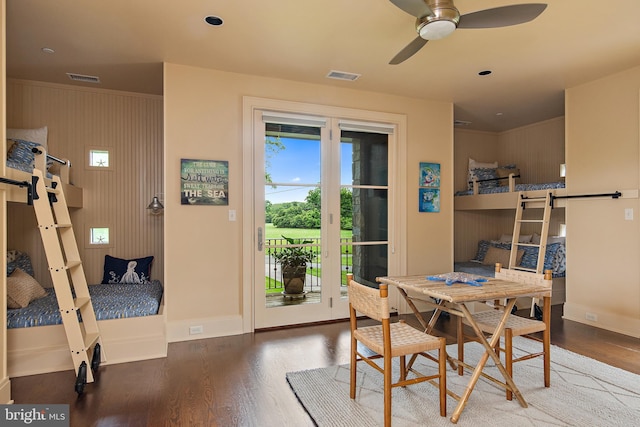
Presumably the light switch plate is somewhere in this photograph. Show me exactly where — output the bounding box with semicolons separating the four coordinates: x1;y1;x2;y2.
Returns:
625;208;633;221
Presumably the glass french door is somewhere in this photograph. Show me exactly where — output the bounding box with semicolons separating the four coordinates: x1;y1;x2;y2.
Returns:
252;110;392;329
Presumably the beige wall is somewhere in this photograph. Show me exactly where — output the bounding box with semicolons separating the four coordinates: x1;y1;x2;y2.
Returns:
564;66;640;337
163;63;454;341
5;80;164;287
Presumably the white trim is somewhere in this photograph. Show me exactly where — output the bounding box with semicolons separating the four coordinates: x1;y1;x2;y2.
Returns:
338;119;395;135
242;96;408;332
262;111;327;127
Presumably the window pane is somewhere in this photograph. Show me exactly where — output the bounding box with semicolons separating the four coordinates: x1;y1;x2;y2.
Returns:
90;227;109;244
90;150;109;167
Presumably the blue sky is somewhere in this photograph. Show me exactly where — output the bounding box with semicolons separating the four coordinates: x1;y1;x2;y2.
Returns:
265;137;352;204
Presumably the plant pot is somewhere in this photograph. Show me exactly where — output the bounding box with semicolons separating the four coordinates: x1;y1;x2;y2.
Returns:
281;264;307;294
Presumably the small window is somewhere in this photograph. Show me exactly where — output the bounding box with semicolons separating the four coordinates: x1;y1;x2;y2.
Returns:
90;150;109;167
90;227;109;244
86;146;114;171
86;224;114;248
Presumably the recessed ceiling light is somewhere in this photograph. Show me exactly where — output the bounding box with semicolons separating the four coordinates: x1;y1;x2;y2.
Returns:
496;112;503;116
41;47;55;54
478;70;492;76
204;16;224;26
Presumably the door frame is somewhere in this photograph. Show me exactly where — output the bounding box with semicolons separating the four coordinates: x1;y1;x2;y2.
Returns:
242;96;407;332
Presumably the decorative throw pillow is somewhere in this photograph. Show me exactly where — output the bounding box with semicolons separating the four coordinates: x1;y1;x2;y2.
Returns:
468;158;498;170
496;167;520;186
102;255;154;284
468;167;499;190
7;268;47;309
7;251;35;277
482;246;524;267
6;139;47;168
7;126;48;150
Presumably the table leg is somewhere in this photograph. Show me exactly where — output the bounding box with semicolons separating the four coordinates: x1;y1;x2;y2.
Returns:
450;300;527;424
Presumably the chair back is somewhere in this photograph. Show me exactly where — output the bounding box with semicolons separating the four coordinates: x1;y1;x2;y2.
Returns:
347;276;390;322
494;263;553;295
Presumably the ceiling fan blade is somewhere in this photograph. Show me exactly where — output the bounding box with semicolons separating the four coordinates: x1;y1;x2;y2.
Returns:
389;0;433;18
458;3;547;29
389;36;428;65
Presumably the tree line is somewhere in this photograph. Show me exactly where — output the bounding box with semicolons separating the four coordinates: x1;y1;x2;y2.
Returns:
266;187;353;230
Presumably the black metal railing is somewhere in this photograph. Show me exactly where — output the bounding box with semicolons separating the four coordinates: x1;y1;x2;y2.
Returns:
264;237;353;292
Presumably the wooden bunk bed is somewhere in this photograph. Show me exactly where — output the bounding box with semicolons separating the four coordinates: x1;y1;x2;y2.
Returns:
3;144;167;378
455;173;568;210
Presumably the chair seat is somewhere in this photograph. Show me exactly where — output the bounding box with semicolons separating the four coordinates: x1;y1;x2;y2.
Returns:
465;310;546;336
354;322;442;357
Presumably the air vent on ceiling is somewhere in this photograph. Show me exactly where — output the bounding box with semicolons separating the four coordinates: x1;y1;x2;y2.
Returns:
66;73;100;83
454;119;472;127
326;70;361;81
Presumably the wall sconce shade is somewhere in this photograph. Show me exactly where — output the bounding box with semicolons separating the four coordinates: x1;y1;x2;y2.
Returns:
147;196;164;214
560;163;566;178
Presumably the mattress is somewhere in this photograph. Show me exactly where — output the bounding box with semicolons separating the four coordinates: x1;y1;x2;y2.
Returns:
7;280;163;329
455;182;565;196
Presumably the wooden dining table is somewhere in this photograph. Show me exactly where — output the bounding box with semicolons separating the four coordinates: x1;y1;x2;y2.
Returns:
376;274;551;424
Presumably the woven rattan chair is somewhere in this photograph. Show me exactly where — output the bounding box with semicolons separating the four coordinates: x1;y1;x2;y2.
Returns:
456;265;552;400
348;274;447;426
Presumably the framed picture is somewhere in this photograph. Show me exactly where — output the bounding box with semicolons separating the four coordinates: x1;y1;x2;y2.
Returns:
419;188;440;213
180;159;229;205
419;162;440;188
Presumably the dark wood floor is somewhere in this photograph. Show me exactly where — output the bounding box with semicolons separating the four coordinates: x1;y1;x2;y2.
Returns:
10;305;640;427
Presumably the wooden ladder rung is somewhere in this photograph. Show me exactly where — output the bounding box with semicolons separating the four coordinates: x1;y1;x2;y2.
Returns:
75;296;92;309
45;186;62;194
84;332;100;350
517;219;545;223
66;260;82;269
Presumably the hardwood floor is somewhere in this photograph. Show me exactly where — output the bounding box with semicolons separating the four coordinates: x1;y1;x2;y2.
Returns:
9;305;640;427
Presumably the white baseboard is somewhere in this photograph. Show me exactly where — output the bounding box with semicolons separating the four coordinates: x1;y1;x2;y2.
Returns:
167;315;244;342
563;302;640;338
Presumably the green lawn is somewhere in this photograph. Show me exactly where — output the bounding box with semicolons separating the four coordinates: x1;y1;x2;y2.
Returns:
264;224;352;240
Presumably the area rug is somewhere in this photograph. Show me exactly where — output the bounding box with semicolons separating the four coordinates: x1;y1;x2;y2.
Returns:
286;337;640;426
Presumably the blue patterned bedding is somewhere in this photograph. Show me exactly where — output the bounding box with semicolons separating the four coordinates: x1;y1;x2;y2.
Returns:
7;280;163;329
455;182;565;196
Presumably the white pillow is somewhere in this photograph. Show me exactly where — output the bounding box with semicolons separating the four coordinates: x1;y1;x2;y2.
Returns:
7;126;48;151
468;157;498;171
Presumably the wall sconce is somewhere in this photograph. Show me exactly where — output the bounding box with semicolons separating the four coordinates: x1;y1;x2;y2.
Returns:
560;163;566;178
147;195;164;215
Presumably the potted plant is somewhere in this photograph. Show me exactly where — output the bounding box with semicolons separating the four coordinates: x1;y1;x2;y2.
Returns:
273;235;315;295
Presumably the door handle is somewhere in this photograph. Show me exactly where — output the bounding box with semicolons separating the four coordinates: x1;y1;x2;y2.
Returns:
258;227;263;251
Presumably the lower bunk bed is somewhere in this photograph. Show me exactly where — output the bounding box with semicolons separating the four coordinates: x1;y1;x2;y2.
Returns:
6;256;166;377
454;238;566;309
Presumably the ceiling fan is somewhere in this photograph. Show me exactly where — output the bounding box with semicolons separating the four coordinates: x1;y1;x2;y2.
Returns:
389;0;547;64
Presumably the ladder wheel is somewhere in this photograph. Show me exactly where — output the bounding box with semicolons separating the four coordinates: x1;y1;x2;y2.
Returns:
91;343;101;372
75;361;87;394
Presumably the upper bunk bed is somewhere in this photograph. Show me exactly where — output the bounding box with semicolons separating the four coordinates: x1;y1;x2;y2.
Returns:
2;127;83;208
454;159;566;210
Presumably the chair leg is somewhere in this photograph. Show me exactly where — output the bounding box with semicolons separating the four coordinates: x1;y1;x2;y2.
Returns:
400;355;406;382
384;354;392;427
350;336;357;399
457;316;465;376
505;328;513;401
439;338;447;417
543;298;551;388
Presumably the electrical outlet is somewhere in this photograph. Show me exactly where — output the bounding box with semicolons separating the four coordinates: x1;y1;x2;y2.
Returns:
585;312;598;322
189;325;203;335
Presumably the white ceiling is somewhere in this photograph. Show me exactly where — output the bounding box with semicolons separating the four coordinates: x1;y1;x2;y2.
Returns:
6;0;640;132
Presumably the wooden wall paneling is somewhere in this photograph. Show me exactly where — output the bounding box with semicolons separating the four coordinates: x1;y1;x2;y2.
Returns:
6;80;163;286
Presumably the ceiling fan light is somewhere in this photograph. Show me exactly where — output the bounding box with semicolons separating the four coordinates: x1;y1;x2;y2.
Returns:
419;20;456;40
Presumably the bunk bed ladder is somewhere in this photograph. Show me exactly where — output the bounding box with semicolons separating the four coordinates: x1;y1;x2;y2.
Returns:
509;191;553;316
30;169;103;394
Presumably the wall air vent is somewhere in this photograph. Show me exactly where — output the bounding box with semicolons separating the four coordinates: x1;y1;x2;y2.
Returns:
454;119;472;126
326;70;361;81
66;73;101;83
